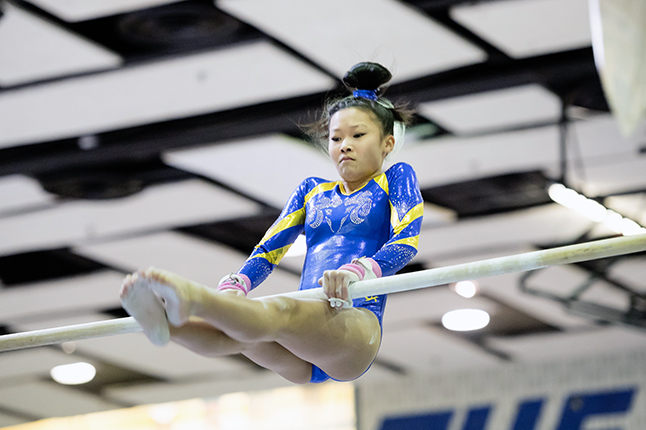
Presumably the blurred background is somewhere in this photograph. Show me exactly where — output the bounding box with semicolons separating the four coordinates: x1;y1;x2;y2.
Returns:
0;0;645;428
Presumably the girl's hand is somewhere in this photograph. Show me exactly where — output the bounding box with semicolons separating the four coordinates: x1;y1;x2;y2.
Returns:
218;288;246;297
318;258;381;309
217;273;251;296
318;270;358;309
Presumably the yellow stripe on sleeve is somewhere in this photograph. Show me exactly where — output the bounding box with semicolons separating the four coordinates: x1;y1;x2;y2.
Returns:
393;202;425;235
389;236;419;249
259;208;305;245
260;181;338;245
249;244;293;265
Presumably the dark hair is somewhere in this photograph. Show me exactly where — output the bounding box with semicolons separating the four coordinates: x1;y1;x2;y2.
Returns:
306;62;413;151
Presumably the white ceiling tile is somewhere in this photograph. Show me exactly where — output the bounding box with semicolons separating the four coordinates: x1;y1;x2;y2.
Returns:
219;0;486;82
415;204;594;263
75;231;301;295
451;0;592;58
378;326;502;374
0;179;258;257
26;0;181;22
418;85;561;135
76;232;248;286
0;3;122;86
522;265;631;313
566;115;646;195
577;279;632;312
571;115;642;162
105;372;290;406
164;135;338;208
0;381;121;419
0;271;124;323
477;272;595;329
0;348;82;380
383;287;499;329
420;202;457;228
0;42;335;148
0;175;55;215
580;157;646;197
579;157;646;196
520;264;594;301
74;332;250;380
392;126;561;188
487;327;646;362
277;252;306;276
608;256;646;294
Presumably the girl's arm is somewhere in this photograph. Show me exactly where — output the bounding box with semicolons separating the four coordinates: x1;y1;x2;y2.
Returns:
230;179;312;293
322;163;423;307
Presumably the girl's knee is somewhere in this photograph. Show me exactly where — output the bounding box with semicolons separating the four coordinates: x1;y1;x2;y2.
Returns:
261;297;300;325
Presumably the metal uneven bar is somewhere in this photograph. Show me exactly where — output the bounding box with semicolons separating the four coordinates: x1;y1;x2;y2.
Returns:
0;317;142;353
1;234;645;353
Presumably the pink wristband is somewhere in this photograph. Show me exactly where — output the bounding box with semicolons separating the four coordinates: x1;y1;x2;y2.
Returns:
338;257;382;280
338;263;365;279
364;258;382;278
217;273;251;295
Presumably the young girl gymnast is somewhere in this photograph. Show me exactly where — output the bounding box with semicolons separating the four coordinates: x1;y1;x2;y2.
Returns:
121;62;424;384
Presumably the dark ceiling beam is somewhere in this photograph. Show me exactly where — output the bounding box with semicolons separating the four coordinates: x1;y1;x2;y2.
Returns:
0;92;332;177
404;0;497;10
393;47;599;103
0;48;600;178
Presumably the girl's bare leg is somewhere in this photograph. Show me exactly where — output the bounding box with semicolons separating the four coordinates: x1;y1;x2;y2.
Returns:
121;274;315;383
170;322;319;384
146;268;381;381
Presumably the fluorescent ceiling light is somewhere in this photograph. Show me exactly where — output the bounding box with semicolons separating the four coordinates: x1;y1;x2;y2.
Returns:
548;184;646;236
548;183;607;222
442;309;490;331
453;280;477;298
50;362;96;385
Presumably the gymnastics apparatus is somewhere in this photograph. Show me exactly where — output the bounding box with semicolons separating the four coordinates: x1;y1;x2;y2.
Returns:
0;233;644;353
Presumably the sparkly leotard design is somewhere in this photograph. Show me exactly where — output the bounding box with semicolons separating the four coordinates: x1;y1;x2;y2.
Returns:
237;162;424;321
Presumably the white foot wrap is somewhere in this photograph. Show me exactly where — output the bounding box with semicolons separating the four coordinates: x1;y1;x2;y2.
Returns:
144;267;205;327
148;280;191;327
121;276;170;346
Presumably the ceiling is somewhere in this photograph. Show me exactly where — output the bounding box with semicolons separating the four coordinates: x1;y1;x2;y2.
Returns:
1;0;646;425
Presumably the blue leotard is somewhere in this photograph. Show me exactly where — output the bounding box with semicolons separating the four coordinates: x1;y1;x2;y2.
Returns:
236;162;423;381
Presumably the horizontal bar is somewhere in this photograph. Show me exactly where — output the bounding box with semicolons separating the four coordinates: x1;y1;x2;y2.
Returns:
0;234;644;353
350;233;646;298
0;317;142;353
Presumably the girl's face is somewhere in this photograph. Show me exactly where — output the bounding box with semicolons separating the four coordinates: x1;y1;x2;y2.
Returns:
328;108;394;192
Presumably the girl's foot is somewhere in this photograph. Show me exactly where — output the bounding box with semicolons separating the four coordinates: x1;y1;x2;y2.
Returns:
145;267;201;327
120;273;170;346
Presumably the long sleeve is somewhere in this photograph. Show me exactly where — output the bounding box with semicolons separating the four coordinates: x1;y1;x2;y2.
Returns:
371;163;424;277
236;179;312;290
